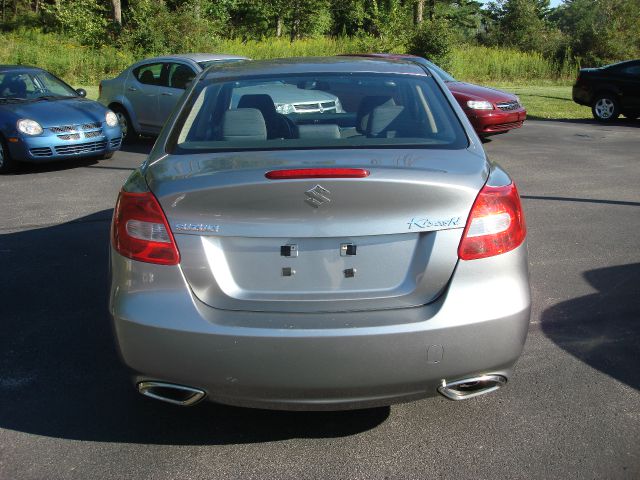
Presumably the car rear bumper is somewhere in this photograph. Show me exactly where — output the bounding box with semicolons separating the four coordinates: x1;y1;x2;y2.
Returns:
572;84;591;106
467;108;527;135
110;243;531;410
7;127;122;163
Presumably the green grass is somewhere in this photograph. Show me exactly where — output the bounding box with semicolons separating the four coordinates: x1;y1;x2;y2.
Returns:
81;85;99;100
450;46;577;84
2;29;578;85
490;84;591;120
0;28;136;84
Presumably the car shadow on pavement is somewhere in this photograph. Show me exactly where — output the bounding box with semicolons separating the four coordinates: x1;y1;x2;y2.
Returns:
526;117;640;127
8;156;101;175
0;211;389;445
118;136;156;155
541;263;640;391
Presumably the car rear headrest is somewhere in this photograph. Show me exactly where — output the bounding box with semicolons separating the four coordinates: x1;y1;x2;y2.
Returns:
357;96;396;132
140;70;155;85
171;65;194;89
221;108;267;141
367;105;406;137
297;124;341;140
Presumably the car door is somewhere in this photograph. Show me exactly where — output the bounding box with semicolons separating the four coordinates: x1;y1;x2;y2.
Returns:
157;62;197;124
620;63;640;111
125;62;164;134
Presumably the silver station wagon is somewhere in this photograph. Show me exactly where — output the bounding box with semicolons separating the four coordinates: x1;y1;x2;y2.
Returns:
109;57;531;410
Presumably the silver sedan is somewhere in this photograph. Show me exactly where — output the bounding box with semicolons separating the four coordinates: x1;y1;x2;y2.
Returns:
109;57;531;410
98;53;247;141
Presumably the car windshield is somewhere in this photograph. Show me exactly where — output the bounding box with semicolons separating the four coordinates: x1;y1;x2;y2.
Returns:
169;72;467;154
0;70;78;101
197;58;248;69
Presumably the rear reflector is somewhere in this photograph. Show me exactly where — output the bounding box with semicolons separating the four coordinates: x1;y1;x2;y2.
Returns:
266;168;370;179
111;190;180;265
458;182;526;260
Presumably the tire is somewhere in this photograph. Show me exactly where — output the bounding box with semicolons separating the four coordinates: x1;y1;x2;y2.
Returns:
591;94;620;122
101;151;115;160
111;105;137;143
0;137;16;174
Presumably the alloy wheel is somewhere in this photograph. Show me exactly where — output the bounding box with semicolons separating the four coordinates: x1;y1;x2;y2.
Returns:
116;111;129;138
595;98;615;119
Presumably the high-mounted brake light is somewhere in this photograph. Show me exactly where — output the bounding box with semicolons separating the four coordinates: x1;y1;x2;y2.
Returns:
111;190;180;265
266;168;370;179
458;182;526;260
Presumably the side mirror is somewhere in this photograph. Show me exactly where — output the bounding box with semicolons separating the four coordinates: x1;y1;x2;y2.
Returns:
76;88;87;98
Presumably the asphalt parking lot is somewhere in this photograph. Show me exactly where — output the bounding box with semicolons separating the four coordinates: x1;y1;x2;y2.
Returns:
1;119;639;480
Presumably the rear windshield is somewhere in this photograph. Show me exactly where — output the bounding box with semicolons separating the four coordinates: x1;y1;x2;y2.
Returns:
168;73;468;154
197;59;247;69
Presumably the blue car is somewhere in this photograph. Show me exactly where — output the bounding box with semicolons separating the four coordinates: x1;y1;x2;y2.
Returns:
0;65;122;173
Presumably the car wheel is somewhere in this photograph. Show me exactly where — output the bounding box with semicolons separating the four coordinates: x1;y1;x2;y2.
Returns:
0;137;16;174
102;151;115;160
592;95;620;122
112;106;137;143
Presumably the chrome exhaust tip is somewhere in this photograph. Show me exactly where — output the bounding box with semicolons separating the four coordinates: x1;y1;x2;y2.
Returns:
137;381;206;406
438;375;507;401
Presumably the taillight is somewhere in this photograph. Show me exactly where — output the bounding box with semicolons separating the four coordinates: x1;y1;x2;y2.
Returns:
111;190;180;265
266;168;370;179
458;182;526;260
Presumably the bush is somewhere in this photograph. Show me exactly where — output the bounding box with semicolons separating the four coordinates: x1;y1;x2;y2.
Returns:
120;0;221;56
41;0;110;48
407;20;453;70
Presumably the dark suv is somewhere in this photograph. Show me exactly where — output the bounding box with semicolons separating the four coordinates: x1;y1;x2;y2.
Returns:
573;59;640;122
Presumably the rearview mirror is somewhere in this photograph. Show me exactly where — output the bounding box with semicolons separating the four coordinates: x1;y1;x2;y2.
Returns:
76;88;87;98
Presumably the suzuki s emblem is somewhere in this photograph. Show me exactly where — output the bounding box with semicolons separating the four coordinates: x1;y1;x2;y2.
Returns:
304;184;331;208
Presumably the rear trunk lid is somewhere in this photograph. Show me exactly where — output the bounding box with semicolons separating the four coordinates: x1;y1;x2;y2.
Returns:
147;148;487;313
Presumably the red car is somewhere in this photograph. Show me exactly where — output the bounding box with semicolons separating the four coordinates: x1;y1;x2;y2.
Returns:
356;54;527;136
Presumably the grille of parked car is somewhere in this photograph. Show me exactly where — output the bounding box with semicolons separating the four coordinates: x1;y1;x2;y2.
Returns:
29;147;53;157
84;130;104;138
50;122;104;140
55;140;107;155
496;101;520;111
50;125;76;133
110;137;122;149
293;101;337;113
58;133;81;140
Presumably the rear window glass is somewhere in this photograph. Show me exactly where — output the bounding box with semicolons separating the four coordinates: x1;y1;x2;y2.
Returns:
134;63;163;85
197;59;248;69
168;73;468;154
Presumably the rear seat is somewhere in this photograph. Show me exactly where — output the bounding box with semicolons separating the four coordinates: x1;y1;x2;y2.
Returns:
297;124;341;139
221;108;267;141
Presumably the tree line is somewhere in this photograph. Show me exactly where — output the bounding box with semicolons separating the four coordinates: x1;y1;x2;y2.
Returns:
1;1;639;67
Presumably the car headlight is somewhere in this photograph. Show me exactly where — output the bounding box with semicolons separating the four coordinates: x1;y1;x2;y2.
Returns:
105;110;119;127
335;98;344;113
17;119;43;135
466;100;494;110
275;103;295;114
